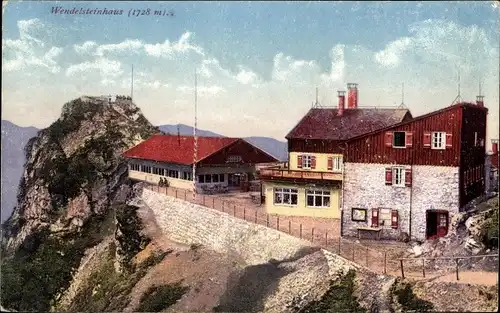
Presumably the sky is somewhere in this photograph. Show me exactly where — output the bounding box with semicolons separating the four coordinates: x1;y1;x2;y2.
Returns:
2;1;499;147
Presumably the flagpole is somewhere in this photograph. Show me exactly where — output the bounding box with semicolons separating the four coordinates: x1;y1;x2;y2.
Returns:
192;69;198;195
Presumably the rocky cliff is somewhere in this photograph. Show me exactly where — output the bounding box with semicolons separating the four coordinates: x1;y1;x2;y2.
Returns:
0;96;159;312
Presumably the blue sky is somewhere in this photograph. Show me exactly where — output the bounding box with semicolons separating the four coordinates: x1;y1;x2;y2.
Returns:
2;1;499;146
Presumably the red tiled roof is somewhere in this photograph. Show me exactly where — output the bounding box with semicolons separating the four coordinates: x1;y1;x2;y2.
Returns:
123;135;238;165
285;108;411;140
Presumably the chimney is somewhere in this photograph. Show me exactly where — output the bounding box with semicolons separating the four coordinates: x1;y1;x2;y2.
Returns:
493;140;499;154
337;91;346;116
476;95;484;107
347;83;358;109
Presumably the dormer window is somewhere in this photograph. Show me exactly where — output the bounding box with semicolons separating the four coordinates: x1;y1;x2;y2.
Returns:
227;155;242;163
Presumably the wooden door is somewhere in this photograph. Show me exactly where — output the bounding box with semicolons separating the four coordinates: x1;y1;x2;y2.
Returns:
436;212;448;237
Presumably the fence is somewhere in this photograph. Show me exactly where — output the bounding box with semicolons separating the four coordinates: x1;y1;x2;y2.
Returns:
144;184;499;281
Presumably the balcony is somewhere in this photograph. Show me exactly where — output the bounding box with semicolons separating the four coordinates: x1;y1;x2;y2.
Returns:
259;167;343;182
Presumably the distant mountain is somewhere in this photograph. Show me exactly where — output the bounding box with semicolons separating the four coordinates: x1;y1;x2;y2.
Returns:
157;124;288;161
1;120;39;222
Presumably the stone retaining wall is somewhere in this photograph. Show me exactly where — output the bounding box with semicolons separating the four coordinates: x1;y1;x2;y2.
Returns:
139;188;315;266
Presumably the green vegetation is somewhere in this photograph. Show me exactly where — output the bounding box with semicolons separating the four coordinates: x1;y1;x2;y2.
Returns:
136;282;189;312
390;280;434;313
65;243;169;313
480;205;499;249
48;99;103;140
298;269;366;313
0;210;116;312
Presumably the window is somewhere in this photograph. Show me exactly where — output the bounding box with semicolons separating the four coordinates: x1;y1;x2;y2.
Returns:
168;170;179;179
432;132;446;150
306;189;331;208
183;172;192;181
205;174;212;183
198;175;205;183
332;156;343;172
212;174;219;183
153;167;164;175
379;208;392;227
219;174;225;182
302;155;312;169
227;155;242;163
274;188;298;205
393;132;406;148
141;165;152;173
352;208;367;222
129;163;140;171
392;167;405;187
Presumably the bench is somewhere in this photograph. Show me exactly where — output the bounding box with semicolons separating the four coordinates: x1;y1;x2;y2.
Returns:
357;227;382;240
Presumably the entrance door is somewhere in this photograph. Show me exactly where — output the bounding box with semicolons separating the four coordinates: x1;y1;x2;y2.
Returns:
426;210;449;240
228;174;241;187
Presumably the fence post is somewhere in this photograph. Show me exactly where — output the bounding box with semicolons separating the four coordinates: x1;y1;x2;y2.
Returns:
422;259;426;278
203;195;206;206
243;207;246;220
233;205;236;217
338;237;341;254
300;224;302;239
175;189;178;198
184;190;187;200
288;221;291;234
255;211;258;223
365;248;369;267
311;228;315;243
277;216;280;231
384;250;387;275
455;258;460;281
352;249;355;261
222;201;225;212
212;198;215;209
400;259;405;279
266;215;269;227
325;231;328;246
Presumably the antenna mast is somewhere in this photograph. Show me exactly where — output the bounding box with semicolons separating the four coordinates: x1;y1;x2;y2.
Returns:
451;67;463;105
192;69;198;194
131;64;134;101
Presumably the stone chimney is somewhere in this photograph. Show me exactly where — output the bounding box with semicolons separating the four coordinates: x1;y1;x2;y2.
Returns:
476;95;485;107
337;91;346;116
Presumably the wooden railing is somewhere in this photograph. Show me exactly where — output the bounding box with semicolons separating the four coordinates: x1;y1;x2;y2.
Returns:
259;168;343;181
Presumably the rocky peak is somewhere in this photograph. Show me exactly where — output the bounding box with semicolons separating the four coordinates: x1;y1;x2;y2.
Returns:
1;96;158;254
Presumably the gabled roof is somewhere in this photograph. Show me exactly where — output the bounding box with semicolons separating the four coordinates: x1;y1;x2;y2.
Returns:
123;135;238;165
285;107;411;140
345;102;488;143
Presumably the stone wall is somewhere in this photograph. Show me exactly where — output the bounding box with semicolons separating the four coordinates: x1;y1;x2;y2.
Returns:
343;163;459;241
138;188;315;266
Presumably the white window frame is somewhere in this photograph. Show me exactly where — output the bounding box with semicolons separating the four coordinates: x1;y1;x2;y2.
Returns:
227;155;242;163
274;187;298;206
392;167;405;187
379;208;392;228
306;189;331;208
129;163;140;171
332;156;343;172
392;131;406;148
302;155;312;169
432;132;446;150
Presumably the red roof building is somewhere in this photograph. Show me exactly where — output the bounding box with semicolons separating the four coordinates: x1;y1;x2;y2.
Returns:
123;134;279;193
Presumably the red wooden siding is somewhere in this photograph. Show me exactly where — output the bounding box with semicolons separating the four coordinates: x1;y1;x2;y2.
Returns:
198;139;277;166
459;105;488;207
288;139;344;153
346;105;464;166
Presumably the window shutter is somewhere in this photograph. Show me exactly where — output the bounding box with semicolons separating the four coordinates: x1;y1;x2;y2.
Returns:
423;132;431;148
445;133;453;148
391;210;399;229
371;208;379;227
384;132;393;147
297;155;303;168
405;132;413;147
311;156;316;169
327;157;333;171
405;168;412;187
385;168;393;185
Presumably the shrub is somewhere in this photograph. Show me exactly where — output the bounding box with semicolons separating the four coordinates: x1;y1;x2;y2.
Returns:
136;282;189;312
481;207;499;249
390;280;434;313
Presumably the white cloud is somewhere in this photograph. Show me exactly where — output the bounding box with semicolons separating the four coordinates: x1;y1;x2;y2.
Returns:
271;53;320;84
235;67;259;85
176;85;226;96
74;41;97;54
66;58;123;78
95;39;143;56
2;18;63;73
144;32;204;58
374;37;412;68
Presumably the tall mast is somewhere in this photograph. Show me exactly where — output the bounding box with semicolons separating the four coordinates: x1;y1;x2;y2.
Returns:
192;69;198;193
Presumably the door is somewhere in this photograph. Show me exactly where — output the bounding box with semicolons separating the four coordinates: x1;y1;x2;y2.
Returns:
436;212;449;237
228;174;241;187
